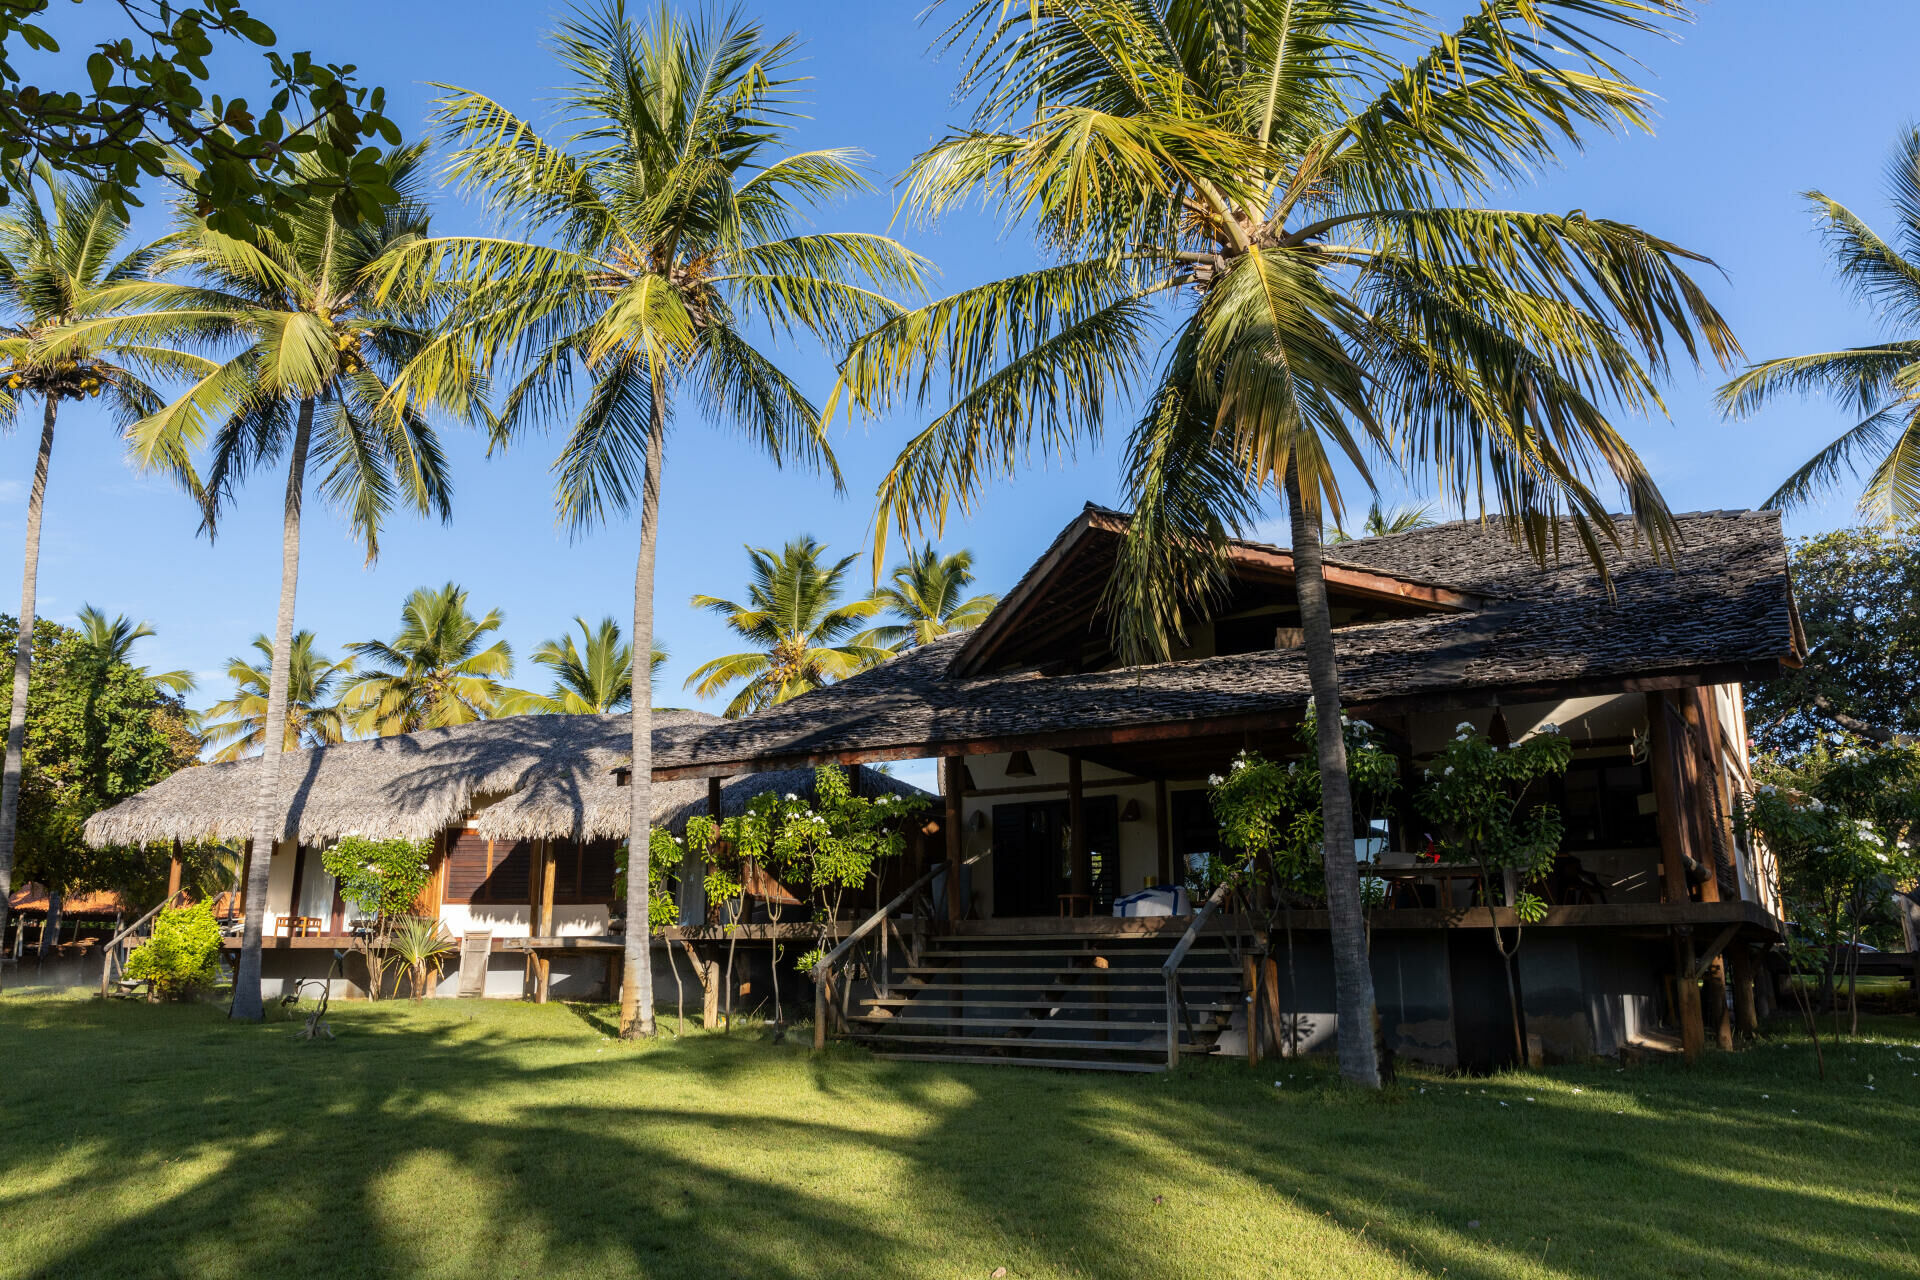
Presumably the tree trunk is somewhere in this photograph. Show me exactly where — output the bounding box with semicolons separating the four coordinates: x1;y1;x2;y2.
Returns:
0;398;58;968
230;398;314;1022
38;888;62;957
618;375;667;1039
1285;463;1381;1088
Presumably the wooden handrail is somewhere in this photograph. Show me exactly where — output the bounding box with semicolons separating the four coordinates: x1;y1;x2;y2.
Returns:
812;851;985;1049
1160;865;1248;1070
98;888;187;998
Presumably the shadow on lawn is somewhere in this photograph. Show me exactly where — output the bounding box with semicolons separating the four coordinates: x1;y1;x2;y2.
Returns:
2;997;1916;1279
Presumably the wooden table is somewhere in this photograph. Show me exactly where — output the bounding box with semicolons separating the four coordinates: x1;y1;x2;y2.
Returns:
1362;863;1487;909
275;915;323;938
1056;893;1092;918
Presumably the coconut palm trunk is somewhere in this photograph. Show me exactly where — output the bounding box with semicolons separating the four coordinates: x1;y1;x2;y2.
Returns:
0;398;57;968
230;397;314;1022
1285;461;1379;1087
618;379;665;1039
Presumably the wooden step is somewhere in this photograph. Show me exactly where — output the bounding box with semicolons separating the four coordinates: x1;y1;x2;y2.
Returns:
850;1033;1218;1054
883;978;1240;994
895;964;1240;978
851;1014;1223;1033
872;1052;1166;1073
860;997;1236;1013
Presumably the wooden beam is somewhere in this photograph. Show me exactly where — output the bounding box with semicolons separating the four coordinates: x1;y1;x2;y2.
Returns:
1067;752;1089;898
536;839;557;1004
1647;692;1692;905
1674;931;1705;1065
960;776;1153;800
943;755;965;924
1729;944;1759;1039
1688;922;1742;979
236;839;253;918
166;838;182;901
1154;778;1172;887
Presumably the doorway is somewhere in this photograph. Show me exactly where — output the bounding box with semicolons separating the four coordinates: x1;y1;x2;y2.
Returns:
990;796;1119;916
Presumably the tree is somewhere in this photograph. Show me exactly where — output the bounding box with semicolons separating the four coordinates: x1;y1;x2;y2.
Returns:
198;631;353;761
0;168;207;963
72;605;195;695
1746;524;1920;758
119;142;485;1022
687;537;889;718
1325;501;1437;545
411;1;926;1038
342;582;513;735
863;544;998;652
497;615;666;716
835;0;1735;1086
1720;128;1920;519
2;614;200;952
0;1;403;240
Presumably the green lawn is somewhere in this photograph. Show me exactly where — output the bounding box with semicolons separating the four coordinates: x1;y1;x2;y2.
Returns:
1;993;1916;1279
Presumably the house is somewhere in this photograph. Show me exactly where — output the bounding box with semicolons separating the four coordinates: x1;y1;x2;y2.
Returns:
83;709;930;1001
637;505;1798;1071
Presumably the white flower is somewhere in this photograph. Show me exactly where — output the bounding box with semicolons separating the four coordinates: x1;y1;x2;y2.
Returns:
785;793;798;801
1756;784;1776;795
1455;721;1475;732
1537;722;1560;735
1809;799;1826;813
1443;766;1454;776
1207;773;1224;786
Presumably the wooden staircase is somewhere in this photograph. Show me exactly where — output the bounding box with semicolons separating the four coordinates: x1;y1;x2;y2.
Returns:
845;931;1246;1072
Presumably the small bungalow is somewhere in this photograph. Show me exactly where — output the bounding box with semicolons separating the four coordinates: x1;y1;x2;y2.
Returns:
83;709;929;1001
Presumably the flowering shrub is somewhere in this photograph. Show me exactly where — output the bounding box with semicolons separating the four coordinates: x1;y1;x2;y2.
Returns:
321;835;435;922
1415;722;1570;923
124;898;224;999
611;825;686;934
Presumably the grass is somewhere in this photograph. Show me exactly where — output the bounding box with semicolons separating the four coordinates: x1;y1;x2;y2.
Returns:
1;994;1917;1279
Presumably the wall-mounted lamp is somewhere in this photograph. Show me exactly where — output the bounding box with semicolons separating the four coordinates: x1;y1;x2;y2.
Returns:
1489;703;1511;749
1004;749;1036;778
969;809;988;833
1119;798;1143;823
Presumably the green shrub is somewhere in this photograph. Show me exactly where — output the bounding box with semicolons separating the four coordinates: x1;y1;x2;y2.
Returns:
321;835;433;923
123;899;224;999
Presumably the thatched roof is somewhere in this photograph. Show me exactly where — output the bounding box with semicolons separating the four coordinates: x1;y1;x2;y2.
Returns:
83;709;928;849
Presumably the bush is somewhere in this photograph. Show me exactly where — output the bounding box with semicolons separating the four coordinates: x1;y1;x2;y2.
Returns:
123;899;224;999
321;835;433;923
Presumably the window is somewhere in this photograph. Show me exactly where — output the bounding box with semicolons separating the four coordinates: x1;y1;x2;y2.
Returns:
1557;759;1657;851
442;830;622;905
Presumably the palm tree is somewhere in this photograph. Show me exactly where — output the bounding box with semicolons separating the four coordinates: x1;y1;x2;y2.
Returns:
72;606;196;695
409;1;927;1037
1325;501;1438;545
199;632;353;762
103;144;486;1021
0;168;209;962
498;616;666;715
863;544;998;652
1719;128;1920;517
342;583;514;735
687;537;888;717
836;0;1737;1086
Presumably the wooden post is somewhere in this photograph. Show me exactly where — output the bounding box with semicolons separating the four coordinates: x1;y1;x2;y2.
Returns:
1729;945;1759;1039
1646;693;1691;904
1154;778;1172;887
1067;752;1089;899
236;839;253;919
701;949;721;1029
1676;692;1720;904
536;840;557;1004
943;754;965;924
166;838;183;901
604;951;622;1005
1704;955;1732;1050
1243;954;1261;1067
1674;930;1704;1064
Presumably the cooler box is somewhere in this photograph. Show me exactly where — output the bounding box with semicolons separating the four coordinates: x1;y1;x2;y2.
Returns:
1113;886;1191;917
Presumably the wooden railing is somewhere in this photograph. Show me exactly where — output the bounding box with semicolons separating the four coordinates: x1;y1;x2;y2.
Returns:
1160;875;1240;1070
98;888;188;998
811;853;982;1050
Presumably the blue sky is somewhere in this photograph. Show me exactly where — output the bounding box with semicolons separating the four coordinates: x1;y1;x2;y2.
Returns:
5;0;1917;773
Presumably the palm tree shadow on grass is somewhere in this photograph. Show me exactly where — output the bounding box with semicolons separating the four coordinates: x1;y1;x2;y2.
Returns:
3;1001;1913;1279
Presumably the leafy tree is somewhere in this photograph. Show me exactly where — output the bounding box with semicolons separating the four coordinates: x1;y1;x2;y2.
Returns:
1747;524;1920;757
835;0;1734;1086
1417;723;1572;1063
343;582;513;735
687;537;888;717
198;631;353;761
405;1;927;1038
863;544;998;652
0;168;208;959
497;616;667;715
116;142;486;1023
0;1;402;239
1720;128;1920;518
1325;501;1437;545
1;614;200;950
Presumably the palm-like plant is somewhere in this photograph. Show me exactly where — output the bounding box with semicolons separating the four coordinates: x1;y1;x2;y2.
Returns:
199;632;353;762
0;168;209;955
688;538;888;717
837;0;1737;1086
407;1;927;1036
498;616;666;716
863;544;998;652
72;606;196;695
343;583;514;735
1325;501;1438;545
99;143;486;1021
1719;129;1920;517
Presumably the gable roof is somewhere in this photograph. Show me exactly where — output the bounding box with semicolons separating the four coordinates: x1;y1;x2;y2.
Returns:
651;508;1798;778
